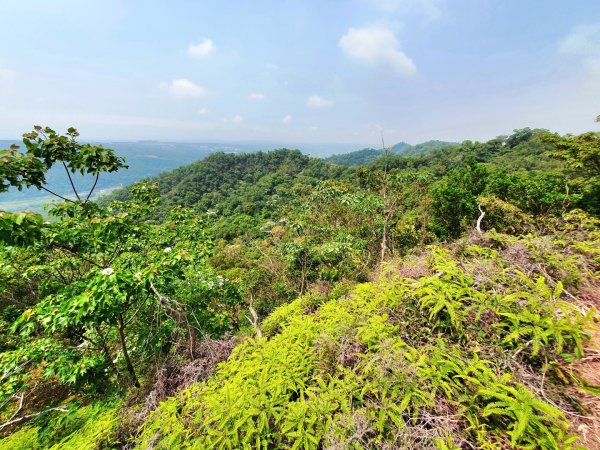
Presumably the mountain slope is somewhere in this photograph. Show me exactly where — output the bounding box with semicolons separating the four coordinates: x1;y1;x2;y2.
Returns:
324;140;456;167
134;226;598;449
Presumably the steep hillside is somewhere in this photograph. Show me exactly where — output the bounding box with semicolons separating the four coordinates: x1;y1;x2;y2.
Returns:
3;221;598;449
131;223;599;449
0;128;598;449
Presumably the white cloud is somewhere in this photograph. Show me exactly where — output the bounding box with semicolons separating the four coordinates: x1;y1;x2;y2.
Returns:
307;95;334;108
198;107;209;115
248;93;265;101
339;26;416;75
224;114;243;124
161;79;207;98
187;39;215;58
282;114;292;124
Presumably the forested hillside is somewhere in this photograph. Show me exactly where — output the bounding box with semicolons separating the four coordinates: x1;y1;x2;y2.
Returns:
0;126;599;449
324;140;456;167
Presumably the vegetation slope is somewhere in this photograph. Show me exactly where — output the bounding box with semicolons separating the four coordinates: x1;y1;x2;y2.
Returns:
0;126;598;449
324;140;455;167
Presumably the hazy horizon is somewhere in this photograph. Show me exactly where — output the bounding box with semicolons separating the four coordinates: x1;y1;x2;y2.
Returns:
1;1;599;146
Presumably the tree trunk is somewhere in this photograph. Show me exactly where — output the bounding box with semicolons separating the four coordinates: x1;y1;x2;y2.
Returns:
380;219;388;263
380;210;393;263
247;292;263;338
117;315;139;387
149;282;198;358
94;325;117;374
476;205;485;234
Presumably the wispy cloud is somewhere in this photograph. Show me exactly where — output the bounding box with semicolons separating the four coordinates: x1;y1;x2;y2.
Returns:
198;107;209;115
248;93;265;101
187;39;215;58
559;24;600;73
559;24;600;55
160;79;207;98
339;26;416;75
282;114;292;124
366;0;443;21
0;68;16;81
224;114;243;124
307;95;334;108
19;111;219;132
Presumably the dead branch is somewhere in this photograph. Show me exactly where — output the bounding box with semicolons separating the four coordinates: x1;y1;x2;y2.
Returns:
476;204;485;234
246;292;263;338
0;400;69;431
150;282;198;358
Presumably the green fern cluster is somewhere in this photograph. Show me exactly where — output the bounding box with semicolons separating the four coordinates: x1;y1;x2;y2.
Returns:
0;401;120;450
135;246;593;449
4;229;594;449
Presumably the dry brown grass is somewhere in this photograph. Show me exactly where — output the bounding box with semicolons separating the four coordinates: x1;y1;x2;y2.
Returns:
570;327;600;450
116;335;236;448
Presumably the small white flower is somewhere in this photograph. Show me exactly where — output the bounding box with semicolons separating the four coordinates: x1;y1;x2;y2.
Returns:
134;272;143;280
102;268;114;276
164;247;173;253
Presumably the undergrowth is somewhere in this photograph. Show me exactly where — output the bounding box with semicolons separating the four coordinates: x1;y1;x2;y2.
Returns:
0;401;120;450
1;221;597;449
134;231;597;449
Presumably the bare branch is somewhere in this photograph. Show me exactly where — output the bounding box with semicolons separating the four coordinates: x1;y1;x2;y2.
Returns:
85;173;100;202
62;162;81;201
246;292;263;338
40;186;74;203
150;282;198;357
0;403;69;431
476;204;485;234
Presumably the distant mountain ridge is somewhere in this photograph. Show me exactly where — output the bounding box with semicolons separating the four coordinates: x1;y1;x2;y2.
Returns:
325;139;457;166
0;139;367;212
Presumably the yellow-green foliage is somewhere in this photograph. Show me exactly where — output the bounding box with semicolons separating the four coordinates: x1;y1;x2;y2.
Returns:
0;426;39;450
0;402;119;450
136;243;593;449
48;402;120;450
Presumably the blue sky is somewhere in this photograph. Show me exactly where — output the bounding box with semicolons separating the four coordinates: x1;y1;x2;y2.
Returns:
1;0;599;146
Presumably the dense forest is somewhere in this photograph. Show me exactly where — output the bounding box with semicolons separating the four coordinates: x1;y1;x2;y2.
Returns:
0;125;599;449
324;140;455;167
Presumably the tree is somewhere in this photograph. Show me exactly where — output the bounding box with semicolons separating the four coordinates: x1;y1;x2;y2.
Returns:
541;131;600;215
431;158;488;239
0;126;126;200
0;127;239;423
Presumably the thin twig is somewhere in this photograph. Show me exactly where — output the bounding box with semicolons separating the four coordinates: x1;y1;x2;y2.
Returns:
0;405;69;430
3;394;24;425
512;340;532;359
40;186;74;203
62;162;81;201
85;173;100;202
54;244;104;268
246;292;263;338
